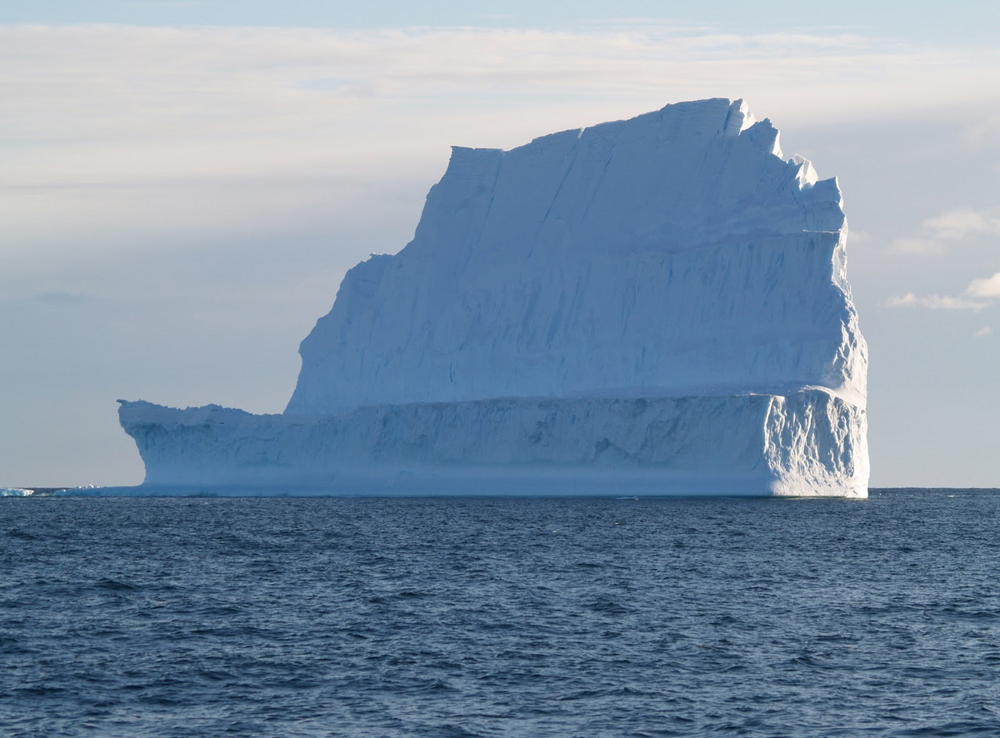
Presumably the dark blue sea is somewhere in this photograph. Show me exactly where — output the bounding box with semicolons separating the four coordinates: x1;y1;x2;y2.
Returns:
3;489;1000;737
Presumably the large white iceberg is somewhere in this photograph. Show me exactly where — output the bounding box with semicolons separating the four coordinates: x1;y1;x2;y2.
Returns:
119;98;869;497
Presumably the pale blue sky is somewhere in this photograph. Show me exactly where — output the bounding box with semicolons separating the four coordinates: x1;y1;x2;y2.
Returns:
4;0;999;44
2;2;999;487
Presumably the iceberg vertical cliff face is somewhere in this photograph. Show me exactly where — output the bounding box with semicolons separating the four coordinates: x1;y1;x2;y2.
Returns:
287;98;866;417
119;98;869;497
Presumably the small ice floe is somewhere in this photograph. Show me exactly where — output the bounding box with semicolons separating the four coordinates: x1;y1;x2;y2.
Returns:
1;488;34;497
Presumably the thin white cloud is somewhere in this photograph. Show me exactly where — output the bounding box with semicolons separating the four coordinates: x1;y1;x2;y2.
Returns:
975;326;992;338
883;292;990;311
964;114;1000;145
884;271;1000;311
967;271;1000;298
923;209;1000;240
32;291;91;305
885;238;946;256
2;23;999;252
886;208;1000;257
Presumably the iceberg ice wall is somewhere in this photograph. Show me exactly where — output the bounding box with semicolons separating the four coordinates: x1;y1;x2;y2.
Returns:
120;98;869;497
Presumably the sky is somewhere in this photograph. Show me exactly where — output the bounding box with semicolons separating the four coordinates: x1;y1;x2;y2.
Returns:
2;1;1000;488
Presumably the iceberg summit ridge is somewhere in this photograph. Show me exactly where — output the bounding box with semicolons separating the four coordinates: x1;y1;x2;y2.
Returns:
119;98;869;497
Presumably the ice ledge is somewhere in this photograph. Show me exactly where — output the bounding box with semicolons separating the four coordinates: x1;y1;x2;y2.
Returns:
119;388;868;498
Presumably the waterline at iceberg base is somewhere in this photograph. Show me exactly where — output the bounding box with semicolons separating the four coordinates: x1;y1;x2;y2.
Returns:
118;388;867;497
117;98;869;497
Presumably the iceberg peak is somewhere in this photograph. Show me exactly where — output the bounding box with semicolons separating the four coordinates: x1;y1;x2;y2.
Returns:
722;98;757;136
286;98;864;418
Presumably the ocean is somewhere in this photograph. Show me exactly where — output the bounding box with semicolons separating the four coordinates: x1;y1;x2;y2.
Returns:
3;489;1000;736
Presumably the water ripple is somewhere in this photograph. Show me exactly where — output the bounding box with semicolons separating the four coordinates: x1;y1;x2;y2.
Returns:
2;490;1000;736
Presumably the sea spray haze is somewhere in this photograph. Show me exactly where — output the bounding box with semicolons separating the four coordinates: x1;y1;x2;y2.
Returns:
118;99;868;496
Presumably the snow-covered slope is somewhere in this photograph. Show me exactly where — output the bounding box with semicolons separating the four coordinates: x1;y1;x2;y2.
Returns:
119;98;869;497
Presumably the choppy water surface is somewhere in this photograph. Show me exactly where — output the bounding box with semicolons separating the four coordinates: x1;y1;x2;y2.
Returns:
3;490;1000;736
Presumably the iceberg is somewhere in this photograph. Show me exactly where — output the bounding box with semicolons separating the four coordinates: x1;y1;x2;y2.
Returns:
1;488;35;497
119;98;869;497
